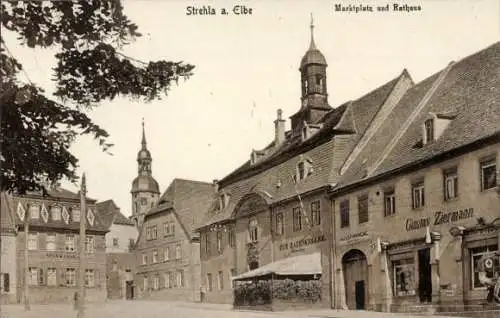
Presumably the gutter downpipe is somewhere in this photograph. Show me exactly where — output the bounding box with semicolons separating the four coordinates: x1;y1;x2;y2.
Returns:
330;194;337;309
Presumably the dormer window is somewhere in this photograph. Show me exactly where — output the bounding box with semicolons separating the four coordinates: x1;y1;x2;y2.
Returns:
296;157;314;182
298;162;306;180
424;119;434;143
219;193;230;211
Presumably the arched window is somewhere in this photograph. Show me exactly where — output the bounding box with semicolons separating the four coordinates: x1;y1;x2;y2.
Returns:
248;219;258;242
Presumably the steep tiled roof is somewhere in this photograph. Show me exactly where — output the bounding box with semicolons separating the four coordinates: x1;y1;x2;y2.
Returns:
96;199;135;227
374;41;500;176
199;74;405;230
11;188;109;233
335;41;500;192
146;179;214;238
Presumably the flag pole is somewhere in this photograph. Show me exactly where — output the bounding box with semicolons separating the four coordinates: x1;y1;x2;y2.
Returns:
77;173;87;318
24;209;30;311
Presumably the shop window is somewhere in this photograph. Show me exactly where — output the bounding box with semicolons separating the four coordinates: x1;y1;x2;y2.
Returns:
292;207;302;232
65;234;75;252
443;167;458;200
207;273;213;292
249;219;258;242
218;271;224;290
216;230;223;253
28;233;38;250
384;189;396;216
412;181;425;209
311;201;321;226
392;258;416;296
85;269;95;288
470;244;499;289
65;268;76;286
358;195;369;224
152;250;158;263
340;200;350;228
46;233;56;251
480;158;497;191
275;212;284;235
177;270;184;287
28;267;39;285
228;229;235;248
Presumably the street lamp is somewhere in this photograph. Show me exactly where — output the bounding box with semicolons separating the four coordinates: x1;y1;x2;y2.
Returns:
77;173;87;318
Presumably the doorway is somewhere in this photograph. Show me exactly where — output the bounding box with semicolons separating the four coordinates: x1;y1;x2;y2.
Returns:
418;248;432;303
342;249;368;310
126;281;134;300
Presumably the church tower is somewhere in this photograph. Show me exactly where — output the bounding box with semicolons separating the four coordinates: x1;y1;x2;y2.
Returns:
131;119;160;229
291;15;331;134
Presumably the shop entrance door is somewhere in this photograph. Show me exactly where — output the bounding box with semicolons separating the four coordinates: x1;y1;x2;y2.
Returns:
418;248;432;303
342;249;368;310
126;281;134;300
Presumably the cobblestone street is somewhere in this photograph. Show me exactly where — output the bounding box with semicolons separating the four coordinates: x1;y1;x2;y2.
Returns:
1;300;499;318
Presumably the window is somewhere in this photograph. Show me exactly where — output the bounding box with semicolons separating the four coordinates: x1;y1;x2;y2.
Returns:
292;207;302;232
140;198;147;206
392;258;416;296
176;270;184;287
143;276;148;291
471;244;499;289
164;246;170;261
228;229;235;248
298;162;306;180
47;268;57;286
175;244;181;259
164;272;171;289
340;200;350;228
51;206;61;221
65;235;75;252
146;227;151;240
85;235;95;254
311;201;321;226
152;274;159;290
164;222;173;236
128;238;135;251
28;267;39;285
315;74;323;86
358;195;369;224
65;268;76;286
28;233;38;250
207;273;213;292
248;219;258;242
29;204;40;219
412;181;425;209
152;225;158;239
216;231;223;253
85;269;95;287
424;119;434;143
443;167;458;200
217;271;223;290
46;233;56;251
152;250;158;263
1;273;10;292
72;208;80;222
204;233;210;255
112;237;119;247
142;253;147;265
480;158;497;191
275;212;284;235
384;189;396;217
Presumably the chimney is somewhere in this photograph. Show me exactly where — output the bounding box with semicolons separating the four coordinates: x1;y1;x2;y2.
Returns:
212;179;219;193
274;109;286;145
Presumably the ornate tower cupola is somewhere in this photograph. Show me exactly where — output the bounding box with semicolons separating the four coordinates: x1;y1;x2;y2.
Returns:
292;15;330;134
131;119;160;229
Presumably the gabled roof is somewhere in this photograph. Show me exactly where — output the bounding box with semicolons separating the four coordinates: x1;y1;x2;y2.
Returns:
96;199;135;228
335;41;500;192
199;73;406;230
145;178;214;239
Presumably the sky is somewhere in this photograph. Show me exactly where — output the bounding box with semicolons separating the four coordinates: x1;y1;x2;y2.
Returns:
4;0;499;217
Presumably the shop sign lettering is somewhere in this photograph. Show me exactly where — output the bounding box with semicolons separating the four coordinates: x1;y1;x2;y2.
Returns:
405;208;474;231
339;231;369;243
46;252;77;259
279;234;326;251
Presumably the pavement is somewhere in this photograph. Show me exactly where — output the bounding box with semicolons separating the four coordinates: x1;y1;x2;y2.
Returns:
1;300;499;318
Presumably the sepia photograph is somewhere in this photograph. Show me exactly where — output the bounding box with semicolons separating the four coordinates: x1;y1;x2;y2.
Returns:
1;1;499;317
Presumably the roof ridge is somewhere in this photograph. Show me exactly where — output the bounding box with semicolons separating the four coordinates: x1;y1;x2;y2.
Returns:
173;178;212;185
368;61;455;176
339;70;413;175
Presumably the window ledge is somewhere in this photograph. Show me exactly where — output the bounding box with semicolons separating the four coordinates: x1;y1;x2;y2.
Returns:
443;197;459;203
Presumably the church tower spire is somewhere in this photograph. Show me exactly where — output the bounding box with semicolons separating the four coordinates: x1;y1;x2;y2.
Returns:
131;119;160;229
309;13;316;50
